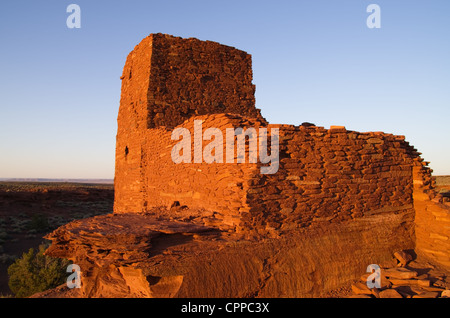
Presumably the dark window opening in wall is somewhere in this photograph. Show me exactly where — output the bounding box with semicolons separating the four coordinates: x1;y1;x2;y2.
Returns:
125;146;129;158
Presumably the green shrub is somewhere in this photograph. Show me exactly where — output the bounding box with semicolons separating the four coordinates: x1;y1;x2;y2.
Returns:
7;244;70;297
27;214;49;232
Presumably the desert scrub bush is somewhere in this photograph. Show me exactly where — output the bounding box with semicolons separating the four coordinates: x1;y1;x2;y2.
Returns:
10;221;28;233
9;217;29;232
7;244;70;298
27;214;49;232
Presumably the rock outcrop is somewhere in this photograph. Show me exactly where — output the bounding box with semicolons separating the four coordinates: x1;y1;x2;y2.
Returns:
41;207;416;297
39;33;449;298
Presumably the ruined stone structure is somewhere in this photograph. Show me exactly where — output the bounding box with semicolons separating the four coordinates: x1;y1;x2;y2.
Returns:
114;33;265;215
41;34;449;298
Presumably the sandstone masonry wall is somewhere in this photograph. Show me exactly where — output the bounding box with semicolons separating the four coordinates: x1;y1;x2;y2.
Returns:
114;33;448;269
115;36;153;213
115;34;265;214
140;114;265;228
242;125;416;235
147;34;265;128
116;112;418;237
413;159;450;268
115;33;418;235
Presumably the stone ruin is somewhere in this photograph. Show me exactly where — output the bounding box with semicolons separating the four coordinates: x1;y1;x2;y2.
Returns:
41;33;450;298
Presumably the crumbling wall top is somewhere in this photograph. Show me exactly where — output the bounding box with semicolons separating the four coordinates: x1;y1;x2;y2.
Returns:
120;33;266;130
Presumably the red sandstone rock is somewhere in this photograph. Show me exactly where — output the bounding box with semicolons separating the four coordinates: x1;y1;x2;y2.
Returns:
379;289;403;298
351;282;372;295
41;207;420;298
394;250;414;267
383;268;418;280
412;291;439;298
360;273;392;290
389;278;430;287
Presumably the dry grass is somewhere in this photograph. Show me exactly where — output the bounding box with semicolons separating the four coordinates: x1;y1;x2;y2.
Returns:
435;175;450;186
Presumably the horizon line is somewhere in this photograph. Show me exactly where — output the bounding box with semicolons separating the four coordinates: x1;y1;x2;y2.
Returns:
0;178;114;184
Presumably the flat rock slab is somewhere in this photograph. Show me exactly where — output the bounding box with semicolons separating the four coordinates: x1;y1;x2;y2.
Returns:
383;268;418;279
47;213;215;238
56;213;213;235
412;291;439;298
379;289;403;298
44;213;217;266
351;282;372;295
389;278;430;287
410;285;445;295
348;294;373;298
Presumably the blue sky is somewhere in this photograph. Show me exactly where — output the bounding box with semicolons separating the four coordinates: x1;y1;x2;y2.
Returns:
0;0;449;178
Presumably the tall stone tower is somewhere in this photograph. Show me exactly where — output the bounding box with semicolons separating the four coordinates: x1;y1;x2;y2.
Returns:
114;33;265;214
